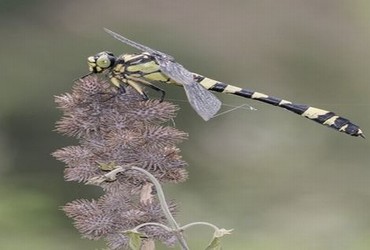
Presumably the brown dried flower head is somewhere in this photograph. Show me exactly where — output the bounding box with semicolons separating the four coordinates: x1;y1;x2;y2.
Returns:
53;76;189;249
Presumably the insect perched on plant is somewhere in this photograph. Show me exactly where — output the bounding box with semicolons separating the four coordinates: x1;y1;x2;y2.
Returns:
83;28;363;138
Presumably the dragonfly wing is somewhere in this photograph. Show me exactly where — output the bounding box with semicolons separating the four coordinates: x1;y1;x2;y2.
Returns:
104;28;174;60
182;80;222;121
156;57;221;121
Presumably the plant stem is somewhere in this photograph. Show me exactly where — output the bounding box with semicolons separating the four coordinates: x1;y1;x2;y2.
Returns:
181;221;220;231
133;222;173;232
131;166;189;250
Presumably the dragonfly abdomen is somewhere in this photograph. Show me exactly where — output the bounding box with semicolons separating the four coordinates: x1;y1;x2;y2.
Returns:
194;74;363;137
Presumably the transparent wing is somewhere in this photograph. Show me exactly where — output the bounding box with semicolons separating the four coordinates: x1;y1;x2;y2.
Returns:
156;57;221;121
104;28;173;60
182;80;222;121
104;28;221;120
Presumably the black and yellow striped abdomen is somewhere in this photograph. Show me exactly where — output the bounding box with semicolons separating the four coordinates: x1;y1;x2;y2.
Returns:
193;75;363;137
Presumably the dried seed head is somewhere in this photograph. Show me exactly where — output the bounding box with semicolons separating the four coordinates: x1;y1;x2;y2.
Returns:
54;76;188;249
63;192;177;249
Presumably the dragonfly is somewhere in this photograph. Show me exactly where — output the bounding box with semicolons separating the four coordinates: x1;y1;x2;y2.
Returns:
84;28;363;138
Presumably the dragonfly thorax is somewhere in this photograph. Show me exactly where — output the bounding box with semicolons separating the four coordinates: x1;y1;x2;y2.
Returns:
87;51;116;73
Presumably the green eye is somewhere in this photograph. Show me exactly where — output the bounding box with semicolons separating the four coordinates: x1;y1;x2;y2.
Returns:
96;55;111;68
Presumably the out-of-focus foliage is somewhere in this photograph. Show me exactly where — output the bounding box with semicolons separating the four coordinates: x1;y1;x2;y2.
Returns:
0;0;369;249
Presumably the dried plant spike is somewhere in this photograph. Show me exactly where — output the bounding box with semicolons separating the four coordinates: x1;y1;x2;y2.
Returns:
53;75;188;249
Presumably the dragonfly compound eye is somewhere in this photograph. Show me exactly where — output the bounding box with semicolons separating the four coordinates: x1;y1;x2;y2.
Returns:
87;52;116;73
96;54;112;68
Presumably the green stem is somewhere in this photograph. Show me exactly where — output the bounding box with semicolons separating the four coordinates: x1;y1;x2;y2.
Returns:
133;222;172;232
130;166;189;250
180;222;220;231
131;167;178;229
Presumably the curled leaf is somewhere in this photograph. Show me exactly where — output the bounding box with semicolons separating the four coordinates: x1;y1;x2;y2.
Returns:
205;228;233;250
124;230;145;250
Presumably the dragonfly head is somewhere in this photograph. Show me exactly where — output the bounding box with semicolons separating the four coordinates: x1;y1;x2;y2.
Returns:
87;51;116;73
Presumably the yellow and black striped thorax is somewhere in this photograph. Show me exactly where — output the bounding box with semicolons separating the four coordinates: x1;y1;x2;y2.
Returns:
110;53;173;87
88;52;172;86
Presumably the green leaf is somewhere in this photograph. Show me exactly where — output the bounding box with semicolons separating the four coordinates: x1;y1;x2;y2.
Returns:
124;230;144;250
205;228;233;250
205;236;222;250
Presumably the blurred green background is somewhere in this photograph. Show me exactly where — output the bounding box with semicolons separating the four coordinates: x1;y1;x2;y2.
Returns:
1;0;370;249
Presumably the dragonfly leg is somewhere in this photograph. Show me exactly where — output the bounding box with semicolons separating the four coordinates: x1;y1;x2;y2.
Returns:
141;92;149;101
118;84;126;94
127;79;150;101
127;76;166;102
146;84;166;102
